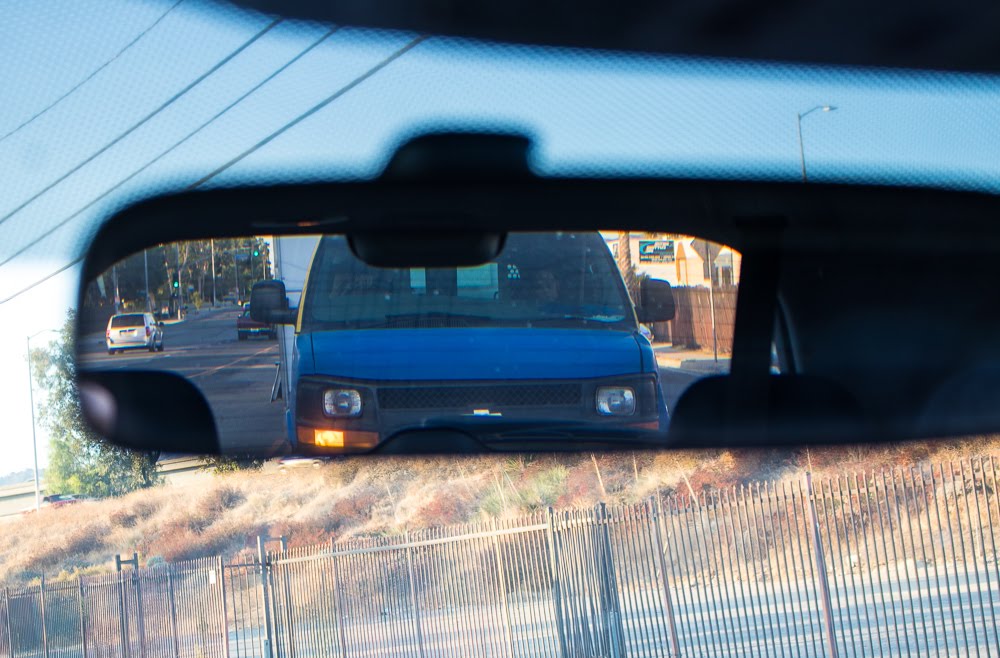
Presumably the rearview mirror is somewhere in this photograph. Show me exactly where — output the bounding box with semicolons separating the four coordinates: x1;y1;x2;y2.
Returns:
70;132;751;457
75;230;740;458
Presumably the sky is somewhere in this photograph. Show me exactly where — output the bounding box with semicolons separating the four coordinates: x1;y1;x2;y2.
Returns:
2;0;1000;477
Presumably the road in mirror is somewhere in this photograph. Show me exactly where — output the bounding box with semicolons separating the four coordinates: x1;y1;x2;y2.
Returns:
77;232;742;455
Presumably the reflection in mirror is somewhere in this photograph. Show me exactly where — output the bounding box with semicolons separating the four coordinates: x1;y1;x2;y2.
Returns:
77;233;741;457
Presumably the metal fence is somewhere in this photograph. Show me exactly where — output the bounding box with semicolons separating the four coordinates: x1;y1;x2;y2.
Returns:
3;457;999;658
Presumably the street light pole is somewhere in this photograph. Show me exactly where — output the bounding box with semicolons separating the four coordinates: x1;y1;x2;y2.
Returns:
796;105;837;182
26;329;56;510
27;335;41;511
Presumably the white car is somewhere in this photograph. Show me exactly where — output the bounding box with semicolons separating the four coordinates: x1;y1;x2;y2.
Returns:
106;313;164;354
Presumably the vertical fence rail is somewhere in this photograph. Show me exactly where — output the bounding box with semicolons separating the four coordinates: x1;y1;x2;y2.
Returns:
5;456;1000;658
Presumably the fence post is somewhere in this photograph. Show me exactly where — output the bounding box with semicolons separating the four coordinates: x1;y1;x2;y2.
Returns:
545;507;569;658
806;472;840;658
115;554;131;658
402;531;426;658
39;575;49;658
131;555;146;658
256;537;275;658
165;566;179;658
327;541;348;658
489;519;516;658
4;587;15;658
649;497;683;657
276;539;296;658
596;503;625;658
78;578;88;658
217;557;231;658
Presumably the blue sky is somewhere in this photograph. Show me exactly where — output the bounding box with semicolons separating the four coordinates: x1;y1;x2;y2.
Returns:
2;0;1000;476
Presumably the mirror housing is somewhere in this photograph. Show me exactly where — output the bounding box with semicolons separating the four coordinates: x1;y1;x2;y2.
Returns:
249;281;296;324
636;278;675;323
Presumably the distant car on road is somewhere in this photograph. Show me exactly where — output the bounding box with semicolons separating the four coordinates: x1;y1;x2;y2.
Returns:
106;313;164;354
237;305;276;341
42;494;83;508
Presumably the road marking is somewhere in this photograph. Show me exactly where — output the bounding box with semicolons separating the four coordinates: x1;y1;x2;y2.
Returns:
189;345;276;380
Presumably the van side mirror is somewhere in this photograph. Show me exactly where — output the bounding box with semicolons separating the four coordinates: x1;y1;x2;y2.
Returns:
637;278;675;323
249;281;296;324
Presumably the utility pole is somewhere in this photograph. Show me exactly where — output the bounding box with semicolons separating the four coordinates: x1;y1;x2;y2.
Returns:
176;244;183;320
704;240;718;363
112;264;120;312
143;249;150;312
234;253;241;304
210;239;217;307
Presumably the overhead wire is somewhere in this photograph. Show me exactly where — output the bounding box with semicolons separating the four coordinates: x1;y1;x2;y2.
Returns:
0;0;186;147
0;34;426;306
0;16;283;230
0;25;343;270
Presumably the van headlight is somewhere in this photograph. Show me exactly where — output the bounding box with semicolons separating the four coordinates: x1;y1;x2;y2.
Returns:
323;389;363;417
596;387;636;416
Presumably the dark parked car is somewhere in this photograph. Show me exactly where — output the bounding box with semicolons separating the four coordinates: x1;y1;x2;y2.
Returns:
237;305;276;340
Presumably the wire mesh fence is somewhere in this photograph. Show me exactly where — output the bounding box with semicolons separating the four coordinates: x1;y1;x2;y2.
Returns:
2;456;998;658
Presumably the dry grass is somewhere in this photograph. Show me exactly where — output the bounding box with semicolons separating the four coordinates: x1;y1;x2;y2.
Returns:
2;438;997;585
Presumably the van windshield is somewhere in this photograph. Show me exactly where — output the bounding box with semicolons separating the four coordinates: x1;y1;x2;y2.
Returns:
301;232;636;331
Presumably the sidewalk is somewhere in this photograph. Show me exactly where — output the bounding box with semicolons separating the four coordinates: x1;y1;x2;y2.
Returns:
652;343;730;375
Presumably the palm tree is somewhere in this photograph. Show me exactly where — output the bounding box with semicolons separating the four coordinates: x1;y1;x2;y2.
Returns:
615;231;639;303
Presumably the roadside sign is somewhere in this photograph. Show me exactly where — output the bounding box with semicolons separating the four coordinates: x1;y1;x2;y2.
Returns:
638;240;675;263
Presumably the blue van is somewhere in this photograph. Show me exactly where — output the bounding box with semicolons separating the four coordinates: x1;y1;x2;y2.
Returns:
253;231;675;453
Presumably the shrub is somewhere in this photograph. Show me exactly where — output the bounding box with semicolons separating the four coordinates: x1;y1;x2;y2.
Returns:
521;466;568;511
110;508;137;528
197;485;245;519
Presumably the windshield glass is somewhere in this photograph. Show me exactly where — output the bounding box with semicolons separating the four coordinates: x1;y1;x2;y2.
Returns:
302;232;634;331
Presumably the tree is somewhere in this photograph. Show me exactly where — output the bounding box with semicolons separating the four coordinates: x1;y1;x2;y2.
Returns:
31;310;160;498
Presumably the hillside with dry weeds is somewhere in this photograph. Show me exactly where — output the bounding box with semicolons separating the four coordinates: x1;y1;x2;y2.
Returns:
2;437;996;585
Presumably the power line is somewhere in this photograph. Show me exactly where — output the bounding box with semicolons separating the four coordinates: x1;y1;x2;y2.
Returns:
0;257;83;305
0;17;283;231
0;25;342;269
0;0;186;147
187;35;425;189
0;35;425;307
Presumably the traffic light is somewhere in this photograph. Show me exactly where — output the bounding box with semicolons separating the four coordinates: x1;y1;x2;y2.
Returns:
172;276;179;289
253;249;260;257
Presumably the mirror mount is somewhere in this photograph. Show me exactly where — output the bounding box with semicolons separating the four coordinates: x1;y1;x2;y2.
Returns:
250;280;296;325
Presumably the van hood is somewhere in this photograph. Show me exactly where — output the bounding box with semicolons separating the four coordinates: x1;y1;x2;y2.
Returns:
303;328;644;381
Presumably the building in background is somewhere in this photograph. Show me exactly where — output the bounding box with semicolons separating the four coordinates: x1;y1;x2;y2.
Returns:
601;232;741;288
